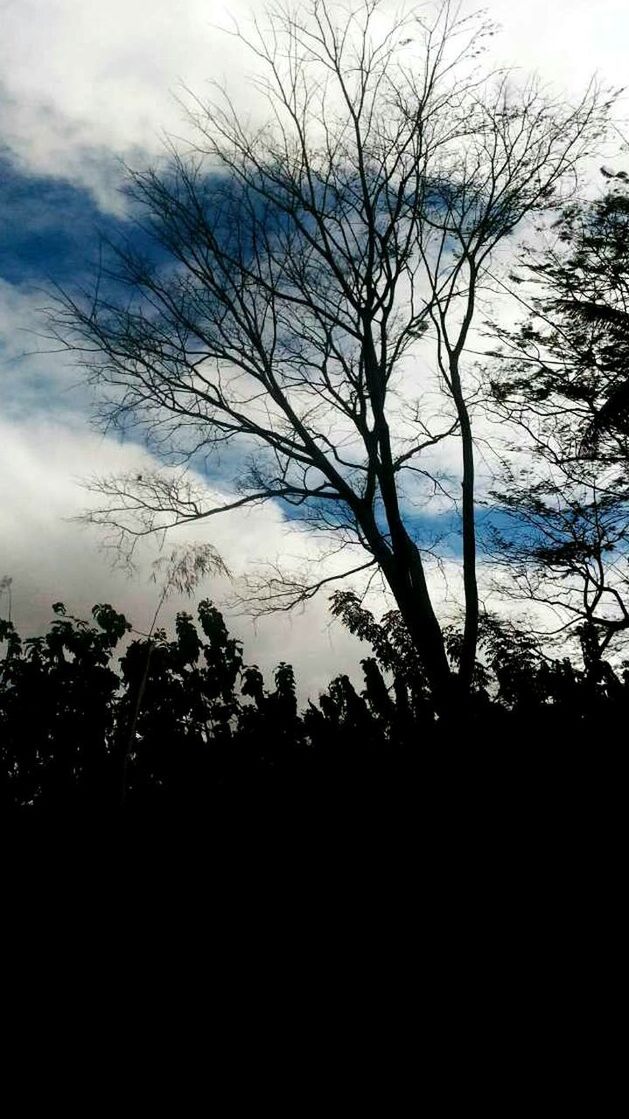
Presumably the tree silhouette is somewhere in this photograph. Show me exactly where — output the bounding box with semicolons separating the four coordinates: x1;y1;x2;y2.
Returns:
2;592;629;818
49;0;611;714
487;175;629;670
0;603;129;813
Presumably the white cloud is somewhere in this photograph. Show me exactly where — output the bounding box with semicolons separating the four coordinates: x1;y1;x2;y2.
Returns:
0;280;90;417
0;412;369;699
1;0;626;208
0;0;259;206
486;0;629;96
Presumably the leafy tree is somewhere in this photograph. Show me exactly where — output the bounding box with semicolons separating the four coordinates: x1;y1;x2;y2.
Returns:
117;601;246;807
51;0;610;713
330;588;432;729
487;175;629;669
0;603;130;812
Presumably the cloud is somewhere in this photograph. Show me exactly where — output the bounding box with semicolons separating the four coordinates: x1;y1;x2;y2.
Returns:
1;0;623;219
0;412;369;700
0;278;95;423
486;0;629;96
0;0;258;206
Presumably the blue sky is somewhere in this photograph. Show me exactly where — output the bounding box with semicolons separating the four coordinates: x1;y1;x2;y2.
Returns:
0;153;118;287
1;0;628;688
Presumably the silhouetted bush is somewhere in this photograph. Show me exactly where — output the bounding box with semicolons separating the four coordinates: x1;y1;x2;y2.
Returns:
1;596;628;821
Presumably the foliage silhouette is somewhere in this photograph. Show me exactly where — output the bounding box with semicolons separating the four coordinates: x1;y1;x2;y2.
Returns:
487;176;629;668
2;593;628;820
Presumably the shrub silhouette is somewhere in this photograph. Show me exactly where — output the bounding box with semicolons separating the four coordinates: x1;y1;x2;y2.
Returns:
1;595;628;819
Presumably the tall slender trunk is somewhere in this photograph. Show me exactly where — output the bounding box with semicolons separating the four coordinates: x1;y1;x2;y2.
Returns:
358;507;453;714
361;322;455;712
449;356;479;695
458;406;478;693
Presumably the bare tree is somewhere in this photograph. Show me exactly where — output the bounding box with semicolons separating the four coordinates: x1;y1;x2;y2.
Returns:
51;0;611;711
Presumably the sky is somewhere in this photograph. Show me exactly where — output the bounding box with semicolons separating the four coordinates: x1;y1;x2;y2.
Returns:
1;0;628;696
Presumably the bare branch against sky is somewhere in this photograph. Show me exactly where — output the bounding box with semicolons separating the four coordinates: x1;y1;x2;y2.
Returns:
48;0;614;708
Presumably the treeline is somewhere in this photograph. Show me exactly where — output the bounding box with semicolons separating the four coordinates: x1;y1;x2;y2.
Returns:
1;595;627;818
